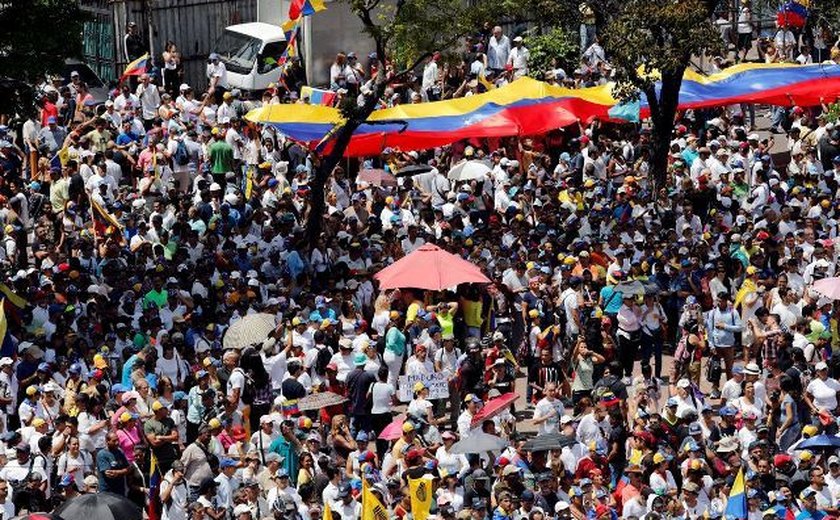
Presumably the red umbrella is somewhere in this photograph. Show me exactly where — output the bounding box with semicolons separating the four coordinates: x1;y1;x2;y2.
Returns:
374;244;491;291
378;414;406;440
358;168;398;187
471;392;518;427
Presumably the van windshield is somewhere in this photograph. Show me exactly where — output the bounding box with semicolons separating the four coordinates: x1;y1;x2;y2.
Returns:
213;31;261;74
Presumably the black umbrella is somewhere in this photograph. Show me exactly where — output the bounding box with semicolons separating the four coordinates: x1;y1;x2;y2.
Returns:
522;432;578;452
56;492;142;520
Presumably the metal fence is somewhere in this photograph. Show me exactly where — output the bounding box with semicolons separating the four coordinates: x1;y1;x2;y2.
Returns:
124;0;258;89
80;0;117;84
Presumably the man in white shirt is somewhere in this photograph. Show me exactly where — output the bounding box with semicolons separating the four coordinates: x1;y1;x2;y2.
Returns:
421;52;441;102
207;53;228;103
136;74;161;130
576;403;607;445
487;26;511;72
533;382;564;435
507;37;530;79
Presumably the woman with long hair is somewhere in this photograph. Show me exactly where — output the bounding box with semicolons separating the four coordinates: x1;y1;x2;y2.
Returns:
161;41;182;96
56;436;92;485
240;345;272;434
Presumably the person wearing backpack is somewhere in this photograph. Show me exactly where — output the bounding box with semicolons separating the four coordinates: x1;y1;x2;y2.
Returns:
167;127;192;194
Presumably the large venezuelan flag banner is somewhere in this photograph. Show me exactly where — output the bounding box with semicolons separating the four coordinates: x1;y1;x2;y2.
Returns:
246;63;840;157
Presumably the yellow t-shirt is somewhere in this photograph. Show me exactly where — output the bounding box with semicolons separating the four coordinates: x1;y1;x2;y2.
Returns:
462;299;483;328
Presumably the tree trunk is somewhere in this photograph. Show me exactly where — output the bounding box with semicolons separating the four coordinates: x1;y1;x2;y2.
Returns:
305;84;385;243
645;68;685;192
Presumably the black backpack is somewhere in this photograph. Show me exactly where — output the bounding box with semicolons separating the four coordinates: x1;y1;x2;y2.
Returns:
235;368;256;405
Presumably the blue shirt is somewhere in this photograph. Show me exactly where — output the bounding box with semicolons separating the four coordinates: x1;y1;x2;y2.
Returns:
268;436;299;486
97;447;128;495
122;353;141;387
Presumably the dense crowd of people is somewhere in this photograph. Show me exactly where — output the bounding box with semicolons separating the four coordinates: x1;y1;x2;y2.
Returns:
0;10;839;520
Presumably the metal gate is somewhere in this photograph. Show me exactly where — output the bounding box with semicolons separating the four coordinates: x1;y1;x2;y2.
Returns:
80;0;118;84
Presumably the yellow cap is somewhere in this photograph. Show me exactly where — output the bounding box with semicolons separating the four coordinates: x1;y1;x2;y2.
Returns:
526;261;535;270
93;354;108;369
800;450;814;462
563;256;577;266
26;386;38;396
32;418;46;428
292;317;302;326
120;412;133;423
413;382;426;393
320;319;332;329
690;459;702;471
803;425;818;437
822;199;831;208
515;214;524;221
152;400;165;412
209;418;222;429
389;310;401;320
385;196;394;205
653;453;666;464
746;266;758;275
528;309;540;319
402;422;415;433
211;127;220;136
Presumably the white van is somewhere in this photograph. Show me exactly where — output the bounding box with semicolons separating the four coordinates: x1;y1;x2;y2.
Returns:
211;22;287;92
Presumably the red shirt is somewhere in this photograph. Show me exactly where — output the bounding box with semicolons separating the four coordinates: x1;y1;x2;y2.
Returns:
41;102;58;127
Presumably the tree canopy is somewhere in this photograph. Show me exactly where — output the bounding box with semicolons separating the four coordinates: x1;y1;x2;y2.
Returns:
0;0;87;84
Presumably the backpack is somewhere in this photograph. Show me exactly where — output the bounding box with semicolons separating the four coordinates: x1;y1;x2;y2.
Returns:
235;368;256;405
314;345;334;376
174;140;189;166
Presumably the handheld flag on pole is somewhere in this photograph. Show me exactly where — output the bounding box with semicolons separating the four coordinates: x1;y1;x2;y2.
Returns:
147;452;162;520
408;477;433;520
288;0;326;20
0;299;7;350
724;468;748;520
361;478;388;520
121;53;150;80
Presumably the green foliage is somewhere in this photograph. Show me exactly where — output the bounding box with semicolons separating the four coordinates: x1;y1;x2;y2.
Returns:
825;100;840;123
525;28;580;80
347;0;508;70
0;0;88;84
600;0;721;97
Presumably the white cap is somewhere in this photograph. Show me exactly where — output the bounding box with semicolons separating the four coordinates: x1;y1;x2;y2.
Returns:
816;361;828;371
560;415;574;425
744;362;760;375
179;83;191;92
233;504;252;517
260;415;274;425
747;133;759;140
555;501;571;512
677;378;691;388
0;358;13;367
210;182;222;191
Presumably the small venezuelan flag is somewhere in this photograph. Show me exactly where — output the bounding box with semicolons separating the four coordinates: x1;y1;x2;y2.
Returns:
288;0;326;20
724;468;748;520
121;53;150;80
301;86;337;106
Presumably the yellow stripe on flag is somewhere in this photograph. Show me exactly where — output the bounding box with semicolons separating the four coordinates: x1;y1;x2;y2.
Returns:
323;500;332;520
0;284;25;309
0;299;8;349
91;197;124;231
408;477;433;520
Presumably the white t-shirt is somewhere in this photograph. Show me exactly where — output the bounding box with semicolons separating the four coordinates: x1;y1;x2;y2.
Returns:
371;382;395;414
533;397;563;435
227;368;245;410
807;377;840;411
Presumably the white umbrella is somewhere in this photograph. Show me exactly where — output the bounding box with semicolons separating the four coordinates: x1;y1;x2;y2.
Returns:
223;313;277;350
813;277;840;299
449;431;510;454
448;160;492;181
